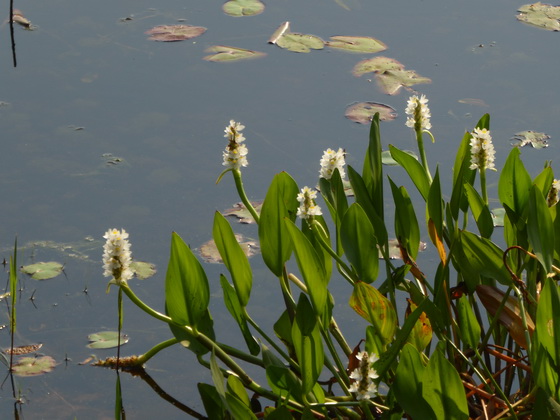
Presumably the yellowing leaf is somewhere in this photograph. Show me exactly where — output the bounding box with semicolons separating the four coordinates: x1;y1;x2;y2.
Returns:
517;3;560;31
345;102;397;124
204;45;266;62
327;36;387;53
268;22;324;53
145;25;207;42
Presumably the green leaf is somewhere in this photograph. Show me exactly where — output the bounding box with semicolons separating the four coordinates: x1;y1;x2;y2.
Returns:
209;351;227;406
285;220;328;318
511;130;550;149
203;45;266;62
198;383;227;420
86;331;129;349
352;56;404;77
459;231;511;286
381;149;418;166
389;179;420;260
450;131;476;219
364;114;384;219
259;173;299;276
327;35;387;53
165;232;210;329
498;148;531;222
222;0;265;16
227;375;252;414
464;183;494;238
213;211;252;307
389;145;430;201
528;185;555;273
535;278;560;366
129;261;156;279
340;203;379;283
345;102;397;124
20;261;63;280
12;356;56;377
456;296;481;350
225;392;258;419
427;168;444;242
517;3;560;31
270;25;325;53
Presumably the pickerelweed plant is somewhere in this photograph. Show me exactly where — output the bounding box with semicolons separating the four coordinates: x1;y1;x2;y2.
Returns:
98;104;560;419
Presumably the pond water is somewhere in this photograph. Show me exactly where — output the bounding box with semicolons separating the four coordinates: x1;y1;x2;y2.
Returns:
0;0;559;418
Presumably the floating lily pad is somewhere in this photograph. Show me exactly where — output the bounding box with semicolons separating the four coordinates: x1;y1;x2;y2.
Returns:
130;261;156;280
87;331;129;349
12;356;56;377
222;201;263;224
352;56;404;77
381;149;418;166
517;3;560;31
345;102;397;124
511;131;550;149
492;208;506;227
458;98;489;107
269;22;324;53
327;36;387;53
5;344;43;355
375;69;432;95
145;25;207;42
21;261;64;280
199;234;260;263
12;9;33;30
385;239;427;259
223;0;265;16
203;45;266;62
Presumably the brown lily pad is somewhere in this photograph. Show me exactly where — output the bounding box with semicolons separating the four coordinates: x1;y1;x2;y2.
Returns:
199;234;260;263
203;45;266;62
345;102;397;124
222;201;263;224
145;24;207;42
12;356;56;377
327;36;387;53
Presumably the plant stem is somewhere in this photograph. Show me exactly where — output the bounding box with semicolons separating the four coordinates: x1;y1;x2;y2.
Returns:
136;338;180;365
416;130;432;183
232;169;259;223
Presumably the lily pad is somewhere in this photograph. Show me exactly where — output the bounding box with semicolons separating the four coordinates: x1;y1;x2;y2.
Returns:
199;234;260;263
12;9;33;30
269;22;324;53
222;201;263;224
517;3;560;31
21;261;64;280
492;208;506;227
327;36;387;53
385;239;427;259
87;331;129;349
203;45;266;62
511;130;550;149
381;149;418;166
345;102;397;124
375;69;432;95
145;25;207;42
223;0;265;16
5;343;43;355
352;56;404;77
12;356;56;377
130;261;156;279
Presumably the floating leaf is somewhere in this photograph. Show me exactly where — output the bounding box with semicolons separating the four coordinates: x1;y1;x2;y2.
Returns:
21;261;63;280
199;234;260;263
517;3;560;31
5;343;42;355
492;208;506;227
384;239;426;259
381;149;418;166
203;45;266;62
458;98;489;107
269;22;324;53
12;356;56;376
222;201;263;224
269;22;291;44
223;0;265;16
11;9;33;30
376;69;432;95
352;56;404;77
327;36;387;53
130;261;156;279
87;331;129;349
345;102;397;124
145;25;207;42
511;130;550;149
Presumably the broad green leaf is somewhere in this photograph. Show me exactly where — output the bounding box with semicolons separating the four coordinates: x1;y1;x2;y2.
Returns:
352;56;403;77
12;356;56;377
203;45;266;62
344;102;397;124
87;331;129;349
327;35;387;53
271;25;325;53
405;299;432;352
227;375;252;414
535;278;560;366
427;168;444;242
198;383;227;420
266;365;302;401
222;0;265;16
389;145;430;201
285;220;328;317
456;296;481;350
422;348;469;420
213;212;252;307
165;232;210;329
225;393;258;419
364;114;384;220
265;406;295;420
464;183;494;238
145;25;206;42
389;179;420;260
20;261;63;280
498;148;531;222
259;173;299;276
450;131;476;219
491;207;506;227
511;130;550;149
349;282;397;345
340;203;379;283
533;166;553;198
130;261;156;279
528;185;555;272
532;345;560;400
381;149;418;166
210;351;227;406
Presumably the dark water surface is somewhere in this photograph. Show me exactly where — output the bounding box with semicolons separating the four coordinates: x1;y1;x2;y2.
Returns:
0;0;558;418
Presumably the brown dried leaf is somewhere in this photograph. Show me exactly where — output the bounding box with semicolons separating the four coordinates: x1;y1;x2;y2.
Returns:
5;343;43;355
145;24;207;42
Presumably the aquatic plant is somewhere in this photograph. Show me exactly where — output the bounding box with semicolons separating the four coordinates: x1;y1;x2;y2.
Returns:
100;106;560;419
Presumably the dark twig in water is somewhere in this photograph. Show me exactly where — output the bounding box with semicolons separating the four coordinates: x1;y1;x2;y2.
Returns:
9;0;17;67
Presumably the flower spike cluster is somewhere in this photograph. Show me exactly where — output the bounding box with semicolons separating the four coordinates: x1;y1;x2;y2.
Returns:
405;94;432;132
103;228;133;286
296;186;322;220
319;148;346;180
222;120;248;170
348;351;379;401
548;179;560;207
469;127;496;171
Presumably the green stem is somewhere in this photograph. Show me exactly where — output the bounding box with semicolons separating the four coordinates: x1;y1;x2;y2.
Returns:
136;338;180;365
416;129;432;183
311;221;356;285
232;169;259;224
480;167;488;206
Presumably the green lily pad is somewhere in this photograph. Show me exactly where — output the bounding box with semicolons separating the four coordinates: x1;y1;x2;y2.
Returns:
327;36;387;53
375;69;432;95
381;149;418;166
199;234;260;263
491;208;506;227
223;0;265;16
12;356;56;377
222;201;263;224
21;261;64;280
145;24;207;42
385;239;427;259
517;3;560;31
352;56;404;77
511;131;550;149
130;261;156;280
87;331;129;349
345;102;397;124
269;22;324;53
203;45;266;62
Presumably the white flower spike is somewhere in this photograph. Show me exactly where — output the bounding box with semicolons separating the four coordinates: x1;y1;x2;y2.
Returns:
405;94;432;132
469;127;496;171
103;228;133;286
222;120;248;170
348;351;379;401
319;148;346;180
296;186;322;220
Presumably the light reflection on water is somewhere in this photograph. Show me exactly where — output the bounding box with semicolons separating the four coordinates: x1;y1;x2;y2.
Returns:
0;0;558;417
